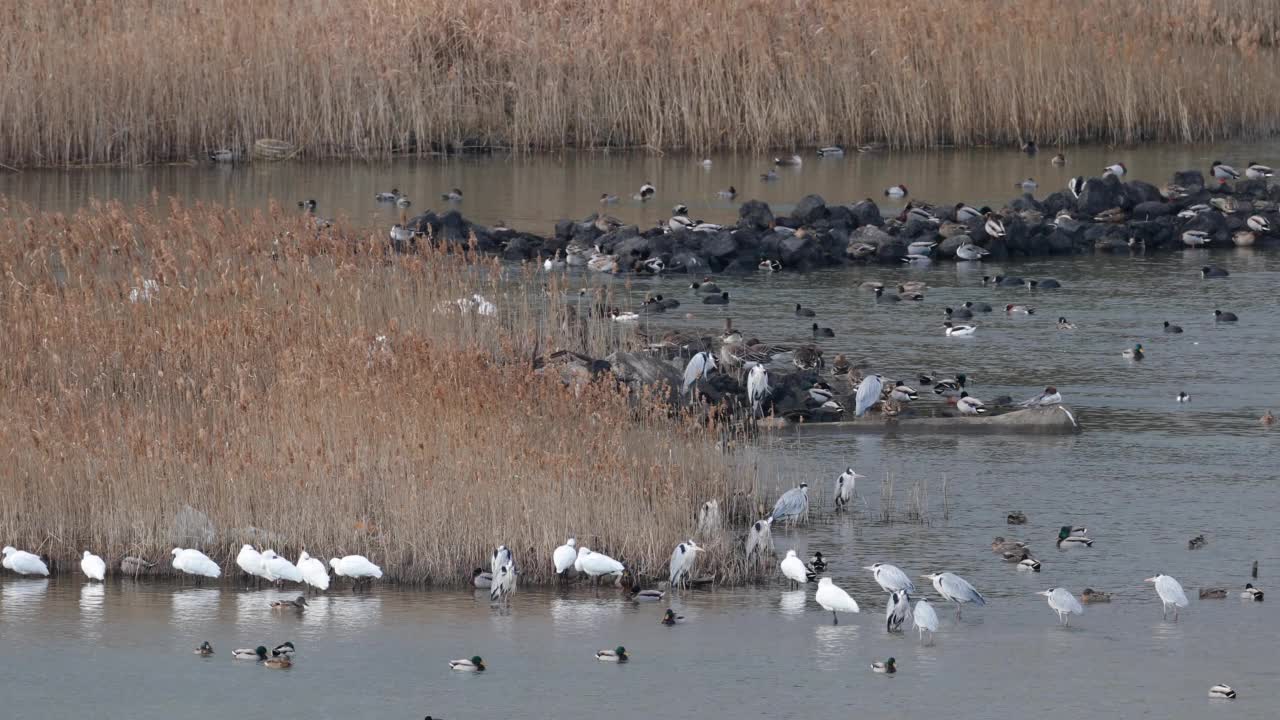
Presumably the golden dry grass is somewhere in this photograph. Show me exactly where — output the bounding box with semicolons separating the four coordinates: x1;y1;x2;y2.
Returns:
2;0;1279;166
0;197;754;585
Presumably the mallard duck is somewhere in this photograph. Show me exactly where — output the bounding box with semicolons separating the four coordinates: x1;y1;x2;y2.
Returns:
897;285;924;301
1246;162;1273;179
1210;161;1239;182
626;581;665;602
636;182;656;201
1057;316;1076;330
1052;152;1066;166
1122;344;1144;361
1242;583;1264;601
1007;511;1027;525
956;392;986;415
1188;534;1206;550
1182;230;1212;247
759;258;782;273
870;658;896;674
993;536;1026;553
1081;588;1110;603
375;188;401;202
817;146;845;157
717;186;737;199
271;642;295;657
890;381;918;403
587;252;619;274
543;249;566;271
600;193;619;204
774;154;803;167
472;568;494;588
596;646;629;662
264;655;292;669
933;374;967;398
1208;684;1237;700
1103;162;1127;178
944;322;977;337
194;641;214;656
396;196;412;208
983;213;1006;238
884;184;908;198
1057;526;1093;548
449;656;485;672
271;595;308;610
233;646;268;661
955;243;988;261
661;609;685;625
1199;587;1227;599
1017;555;1042;572
809;551;828;572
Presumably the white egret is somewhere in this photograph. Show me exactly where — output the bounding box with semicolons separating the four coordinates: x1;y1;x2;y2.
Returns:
913;597;939;645
490;562;516;602
576;549;625;580
260;550;303;584
779;550;812;587
328;555;382;588
552;538;577;576
921;572;986;618
834;468;862;511
669;540;701;588
770;483;810;524
865;563;915;593
1038;588;1083;626
747;365;770;417
745;517;773;561
1209;684;1236;699
236;545;265;580
683;351;717;394
296;551;330;591
491;545;513;578
170;548;220;578
885;589;912;633
1;546;49;576
1144;574;1189;620
814;577;860;624
854;374;883;417
80;551;106;581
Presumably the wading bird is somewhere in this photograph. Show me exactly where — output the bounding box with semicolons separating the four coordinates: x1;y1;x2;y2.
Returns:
1145;574;1189;620
1038;588;1083;626
815;577;860;624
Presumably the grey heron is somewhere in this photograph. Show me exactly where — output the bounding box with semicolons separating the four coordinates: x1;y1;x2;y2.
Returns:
770;483;810;524
1038;588;1083;625
865;562;915;593
921;572;986;618
886;589;912;633
854;374;884;417
1144;574;1189;620
913;597;939;644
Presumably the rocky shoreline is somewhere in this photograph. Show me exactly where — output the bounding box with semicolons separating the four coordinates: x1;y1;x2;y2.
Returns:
396;169;1280;272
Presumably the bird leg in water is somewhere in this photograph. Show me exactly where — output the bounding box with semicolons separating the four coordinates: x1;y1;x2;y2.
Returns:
832;610;839;625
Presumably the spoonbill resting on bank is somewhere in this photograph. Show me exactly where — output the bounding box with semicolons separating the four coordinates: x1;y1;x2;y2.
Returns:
261;550;303;584
296;551;330;591
575;548;625;580
171;548;220;578
236;545;265;580
329;555;382;587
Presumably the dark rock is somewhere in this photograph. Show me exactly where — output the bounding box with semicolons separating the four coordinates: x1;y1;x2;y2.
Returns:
671;251;709;274
779;233;818;268
1131;201;1171;220
1234;179;1270;200
793;194;829;225
700;232;739;261
848;199;883;227
738;200;774;231
1009;193;1045;213
826;205;854;230
1042;191;1075;216
605;352;683;406
1125;181;1164;205
1172;170;1205;191
848;225;894;248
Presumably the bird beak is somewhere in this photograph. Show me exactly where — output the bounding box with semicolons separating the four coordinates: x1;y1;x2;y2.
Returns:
862;566;875;571
1143;577;1156;583
1037;590;1051;597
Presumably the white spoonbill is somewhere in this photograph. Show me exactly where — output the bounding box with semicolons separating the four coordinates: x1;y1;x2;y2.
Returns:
865;562;915;593
2;547;49;576
171;548;220;578
236;545;265;580
669;540;701;588
552;538;577;576
834;468;862;512
329;555;382;588
296;551;330;591
576;548;625;581
80;551;106;581
1144;574;1189;620
1038;588;1083;626
260;550;303;584
921;572;986;618
814;577;860;624
780;549;813;587
913;597;939;644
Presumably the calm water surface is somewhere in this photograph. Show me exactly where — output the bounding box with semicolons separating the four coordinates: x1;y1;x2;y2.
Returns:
3;146;1280;718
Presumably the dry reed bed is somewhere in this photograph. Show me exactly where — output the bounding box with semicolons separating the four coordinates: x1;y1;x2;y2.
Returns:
0;198;752;585
3;0;1280;166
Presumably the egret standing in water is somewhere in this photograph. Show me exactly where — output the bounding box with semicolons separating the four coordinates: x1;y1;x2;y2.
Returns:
921;572;986;618
1144;574;1189;620
865;563;915;594
913;597;939;644
1038;588;1083;626
885;590;913;633
834;468;862;512
770;483;810;524
815;577;860;624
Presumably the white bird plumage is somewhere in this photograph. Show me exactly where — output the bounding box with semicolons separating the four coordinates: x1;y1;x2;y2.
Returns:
669;540;701;588
913;597;939;644
296;551;330;591
854;374;883;417
576;548;625;579
491;545;512;578
747;364;770;417
236;544;265;580
490;562;517;602
260;550;303;584
1209;684;1237;699
779;549;812;586
1039;588;1083;625
745;517;773;562
170;548;220;578
814;577;860;624
553;538;577;575
328;555;382;581
80;550;106;581
865;563;915;593
683;351;717;394
834;468;862;512
2;546;50;576
1145;574;1189;620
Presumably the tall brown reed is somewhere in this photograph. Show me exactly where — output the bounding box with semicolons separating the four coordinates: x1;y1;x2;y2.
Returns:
0;197;751;585
2;0;1279;167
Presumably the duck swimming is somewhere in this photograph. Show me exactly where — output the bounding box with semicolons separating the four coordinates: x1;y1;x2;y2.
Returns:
1214;310;1238;322
1199;587;1227;599
884;184;908;198
661;609;685;625
1007;511;1027;525
636;182;656;201
375;188;401;202
233;646;268;661
812;323;835;338
870;658;897;674
1188;534;1206;549
1163;321;1183;334
1052;152;1066;165
1209;684;1237;700
944;322;977;337
775;154;803;167
264;655;292;669
194;641;214;656
1242;583;1264;601
1177;392;1191;403
1081;588;1111;603
596;646;629;662
717;186;737;199
945;306;973;320
449;656;485;672
1057;526;1093;548
702;292;730;305
1122;344;1144;361
759;258;782;272
271;595;308;611
1057;317;1076;330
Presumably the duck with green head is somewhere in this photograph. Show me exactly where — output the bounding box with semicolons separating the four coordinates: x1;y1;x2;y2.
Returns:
233;646;268;661
449;656;485;672
1122;344;1144;361
661;609;685;625
871;657;896;674
272;641;295;657
1057;526;1093;549
595;646;629;663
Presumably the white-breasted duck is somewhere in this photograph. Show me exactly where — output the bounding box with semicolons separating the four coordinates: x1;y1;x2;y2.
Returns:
1210;161;1239;182
944;322;977;337
375;188;401;202
1068;176;1086;198
1056;526;1093;548
636;182;656;201
1122;344;1144;360
1241;583;1264;601
817;146;845;157
884;184;909;198
717;186;737;199
1246;162;1274;179
1247;215;1271;233
774;154;803;166
1052;152;1066;166
983;213;1006;238
1103;162;1127;178
956;392;986;414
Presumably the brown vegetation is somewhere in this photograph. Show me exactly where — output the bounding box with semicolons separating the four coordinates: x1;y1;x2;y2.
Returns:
2;1;1279;166
0;197;754;585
